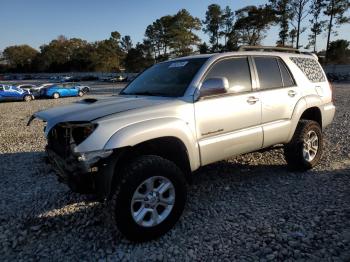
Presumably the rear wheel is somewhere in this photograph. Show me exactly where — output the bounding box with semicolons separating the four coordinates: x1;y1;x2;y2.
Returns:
284;120;323;171
23;95;32;102
108;155;187;241
52;92;60;99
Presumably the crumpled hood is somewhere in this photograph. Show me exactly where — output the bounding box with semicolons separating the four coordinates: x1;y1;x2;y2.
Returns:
28;96;171;133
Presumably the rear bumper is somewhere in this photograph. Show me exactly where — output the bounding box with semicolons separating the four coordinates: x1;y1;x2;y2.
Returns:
322;103;336;129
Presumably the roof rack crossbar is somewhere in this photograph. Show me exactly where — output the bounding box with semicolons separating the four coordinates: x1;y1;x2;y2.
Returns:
238;45;302;54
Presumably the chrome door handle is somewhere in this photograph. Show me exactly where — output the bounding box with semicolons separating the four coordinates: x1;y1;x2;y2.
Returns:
247;96;259;104
288;90;297;97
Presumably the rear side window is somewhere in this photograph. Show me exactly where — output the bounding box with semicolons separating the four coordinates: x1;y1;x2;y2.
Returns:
254;57;283;89
290;57;326;82
204;57;252;93
278;59;295;87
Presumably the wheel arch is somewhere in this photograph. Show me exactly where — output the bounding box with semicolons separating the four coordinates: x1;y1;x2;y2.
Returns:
287;97;323;142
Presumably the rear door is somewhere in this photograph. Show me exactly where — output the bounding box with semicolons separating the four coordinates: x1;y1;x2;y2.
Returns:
253;56;301;147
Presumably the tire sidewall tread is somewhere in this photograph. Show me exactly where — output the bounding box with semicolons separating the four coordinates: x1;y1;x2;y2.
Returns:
108;155;187;242
284;120;323;171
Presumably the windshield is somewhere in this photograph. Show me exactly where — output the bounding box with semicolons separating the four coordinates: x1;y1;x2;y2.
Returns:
120;58;208;97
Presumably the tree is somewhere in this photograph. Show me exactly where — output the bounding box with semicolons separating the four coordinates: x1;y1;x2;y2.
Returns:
124;43;154;72
2;45;38;72
324;0;350;59
270;0;294;46
121;35;133;52
168;9;202;56
145;10;201;58
38;36;93;72
233;5;276;46
327;39;350;63
290;0;310;48
222;6;235;48
308;0;326;52
198;42;210;54
289;29;298;47
202;4;224;51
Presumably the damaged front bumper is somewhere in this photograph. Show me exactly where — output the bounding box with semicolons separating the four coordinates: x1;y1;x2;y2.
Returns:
46;146;118;200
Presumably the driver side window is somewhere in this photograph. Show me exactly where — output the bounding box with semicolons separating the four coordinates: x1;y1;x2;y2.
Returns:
204;57;252;94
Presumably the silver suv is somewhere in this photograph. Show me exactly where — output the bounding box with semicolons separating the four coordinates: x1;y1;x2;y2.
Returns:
29;46;335;241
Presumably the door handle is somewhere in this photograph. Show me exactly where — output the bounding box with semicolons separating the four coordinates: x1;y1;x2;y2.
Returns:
247;96;259;104
288;90;297;97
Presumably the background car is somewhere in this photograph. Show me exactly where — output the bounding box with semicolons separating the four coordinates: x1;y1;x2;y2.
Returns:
16;84;37;92
62;82;90;93
25;83;56;97
0;84;34;102
40;83;84;98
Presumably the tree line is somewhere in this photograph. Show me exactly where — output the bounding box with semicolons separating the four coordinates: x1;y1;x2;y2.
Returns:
0;0;349;73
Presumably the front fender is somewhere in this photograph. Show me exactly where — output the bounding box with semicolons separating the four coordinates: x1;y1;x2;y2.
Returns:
104;118;200;171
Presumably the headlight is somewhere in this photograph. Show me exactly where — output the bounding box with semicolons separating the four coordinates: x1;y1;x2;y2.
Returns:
71;123;98;145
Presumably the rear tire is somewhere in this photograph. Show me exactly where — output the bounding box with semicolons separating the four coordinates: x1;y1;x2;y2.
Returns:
52;92;60;99
108;155;187;242
284;120;323;171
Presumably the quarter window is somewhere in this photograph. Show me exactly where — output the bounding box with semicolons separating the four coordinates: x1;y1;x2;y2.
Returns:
254;57;283;89
278;59;295;87
204;57;252;94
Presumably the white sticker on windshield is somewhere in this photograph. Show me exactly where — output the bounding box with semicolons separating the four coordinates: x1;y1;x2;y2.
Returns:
169;61;188;68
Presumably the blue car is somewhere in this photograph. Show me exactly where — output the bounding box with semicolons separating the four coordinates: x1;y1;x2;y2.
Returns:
0;84;34;102
40;83;84;99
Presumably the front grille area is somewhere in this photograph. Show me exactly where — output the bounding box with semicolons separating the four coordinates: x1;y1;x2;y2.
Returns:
47;125;72;158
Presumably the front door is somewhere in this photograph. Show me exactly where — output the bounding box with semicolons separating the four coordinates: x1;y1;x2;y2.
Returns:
194;57;263;165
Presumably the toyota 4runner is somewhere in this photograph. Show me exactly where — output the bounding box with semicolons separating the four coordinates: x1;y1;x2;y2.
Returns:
28;46;335;241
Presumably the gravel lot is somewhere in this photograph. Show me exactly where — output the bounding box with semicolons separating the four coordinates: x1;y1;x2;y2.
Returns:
0;82;349;261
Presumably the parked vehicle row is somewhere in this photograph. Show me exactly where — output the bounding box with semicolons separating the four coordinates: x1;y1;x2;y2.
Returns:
0;84;34;102
0;82;90;102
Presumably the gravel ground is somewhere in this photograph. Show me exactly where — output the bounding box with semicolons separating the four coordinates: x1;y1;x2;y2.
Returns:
0;83;349;261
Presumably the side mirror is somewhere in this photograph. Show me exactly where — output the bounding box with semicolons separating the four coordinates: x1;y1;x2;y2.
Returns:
200;77;229;97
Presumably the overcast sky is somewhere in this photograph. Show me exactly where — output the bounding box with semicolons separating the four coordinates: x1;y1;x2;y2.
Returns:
0;0;349;52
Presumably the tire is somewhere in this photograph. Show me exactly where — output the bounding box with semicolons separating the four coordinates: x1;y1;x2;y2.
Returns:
23;95;32;102
52;92;60;99
78;91;84;97
284;120;323;171
83;87;89;93
108;155;187;241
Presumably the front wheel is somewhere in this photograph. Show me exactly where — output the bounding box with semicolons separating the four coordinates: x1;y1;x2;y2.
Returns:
23;95;32;102
284;120;323;171
108;155;187;241
52;92;60;99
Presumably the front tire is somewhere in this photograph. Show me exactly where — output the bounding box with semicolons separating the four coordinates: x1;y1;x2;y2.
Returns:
23;95;32;102
52;92;60;99
109;155;187;241
284;120;323;171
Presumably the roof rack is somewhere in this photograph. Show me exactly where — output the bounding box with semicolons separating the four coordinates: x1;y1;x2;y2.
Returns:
238;45;303;53
238;45;318;60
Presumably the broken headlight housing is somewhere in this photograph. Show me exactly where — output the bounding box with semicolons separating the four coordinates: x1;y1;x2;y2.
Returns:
71;123;98;145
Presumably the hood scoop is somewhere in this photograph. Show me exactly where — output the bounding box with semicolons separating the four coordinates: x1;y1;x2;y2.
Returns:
79;98;98;104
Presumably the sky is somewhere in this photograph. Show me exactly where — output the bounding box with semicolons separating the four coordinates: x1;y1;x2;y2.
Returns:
0;0;349;52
